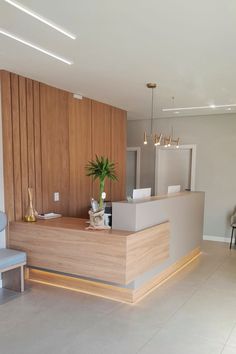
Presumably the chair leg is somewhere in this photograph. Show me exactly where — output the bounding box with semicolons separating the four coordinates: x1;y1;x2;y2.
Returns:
3;267;22;291
20;265;24;292
230;227;234;249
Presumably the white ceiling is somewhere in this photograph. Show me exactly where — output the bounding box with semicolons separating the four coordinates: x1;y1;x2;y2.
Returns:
0;0;236;120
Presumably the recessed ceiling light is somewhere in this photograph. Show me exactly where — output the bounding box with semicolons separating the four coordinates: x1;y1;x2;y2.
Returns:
73;93;83;100
227;107;232;111
162;103;236;112
0;28;73;65
3;0;76;40
174;111;180;114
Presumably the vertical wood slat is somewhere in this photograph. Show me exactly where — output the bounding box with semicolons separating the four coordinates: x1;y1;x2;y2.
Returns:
40;83;50;213
33;81;42;213
19;76;29;217
40;83;70;215
10;73;22;220
91;100;112;201
111;107;127;201
26;79;35;194
0;70;15;222
68;96;92;218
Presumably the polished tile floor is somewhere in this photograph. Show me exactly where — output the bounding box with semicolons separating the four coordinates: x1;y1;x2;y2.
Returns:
1;241;236;354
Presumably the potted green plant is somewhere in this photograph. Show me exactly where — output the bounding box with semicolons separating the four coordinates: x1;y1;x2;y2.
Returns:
86;155;117;209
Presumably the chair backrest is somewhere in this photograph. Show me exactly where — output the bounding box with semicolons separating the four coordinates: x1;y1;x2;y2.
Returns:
0;211;7;232
231;212;236;226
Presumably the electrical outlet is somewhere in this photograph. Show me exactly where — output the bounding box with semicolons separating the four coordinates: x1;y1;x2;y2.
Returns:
53;192;60;202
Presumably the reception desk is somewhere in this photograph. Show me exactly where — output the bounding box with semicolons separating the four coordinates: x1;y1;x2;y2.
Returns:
9;191;204;303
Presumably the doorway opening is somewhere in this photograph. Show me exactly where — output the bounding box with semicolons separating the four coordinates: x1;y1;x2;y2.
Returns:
155;145;196;195
126;147;141;197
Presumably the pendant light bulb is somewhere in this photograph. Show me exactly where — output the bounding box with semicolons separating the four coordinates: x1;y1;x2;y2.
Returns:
144;131;148;145
167;136;172;147
154;134;158;146
176;138;180;148
155;133;162;146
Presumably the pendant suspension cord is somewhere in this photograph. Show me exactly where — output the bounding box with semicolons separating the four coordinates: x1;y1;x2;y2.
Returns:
150;87;154;135
171;96;175;137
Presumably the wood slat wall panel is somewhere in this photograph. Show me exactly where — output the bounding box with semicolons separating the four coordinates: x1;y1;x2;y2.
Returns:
111;107;127;201
10;73;22;220
68;95;92;217
91;101;112;201
1;71;15;221
1;70;127;221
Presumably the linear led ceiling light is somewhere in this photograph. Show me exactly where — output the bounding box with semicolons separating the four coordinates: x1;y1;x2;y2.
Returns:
0;28;73;65
162;103;236;112
4;0;76;40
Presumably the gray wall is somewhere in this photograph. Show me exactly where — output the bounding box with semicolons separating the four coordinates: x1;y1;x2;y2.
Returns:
127;113;236;239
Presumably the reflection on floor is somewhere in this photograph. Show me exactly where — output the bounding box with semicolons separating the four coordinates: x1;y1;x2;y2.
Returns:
1;241;236;354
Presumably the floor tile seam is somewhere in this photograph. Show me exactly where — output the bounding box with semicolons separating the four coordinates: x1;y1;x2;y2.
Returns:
220;344;226;354
199;281;236;297
221;344;236;354
178;331;226;347
134;285;201;353
135;325;226;354
135;325;163;354
135;250;222;335
196;257;231;291
182;253;227;282
41;301;118;352
196;254;236;293
152;252;236;336
99;325;163;354
223;320;236;349
219;254;234;266
57;315;109;353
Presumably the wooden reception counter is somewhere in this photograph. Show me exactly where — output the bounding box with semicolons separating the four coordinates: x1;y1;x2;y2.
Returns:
9;191;204;303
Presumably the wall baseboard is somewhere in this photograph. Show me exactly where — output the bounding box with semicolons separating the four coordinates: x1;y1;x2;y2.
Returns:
203;235;230;243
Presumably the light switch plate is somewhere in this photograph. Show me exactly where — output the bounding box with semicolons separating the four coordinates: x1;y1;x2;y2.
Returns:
53;192;60;202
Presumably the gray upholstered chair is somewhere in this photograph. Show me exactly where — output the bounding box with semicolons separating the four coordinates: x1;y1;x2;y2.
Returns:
230;212;236;249
0;211;7;232
0;211;26;292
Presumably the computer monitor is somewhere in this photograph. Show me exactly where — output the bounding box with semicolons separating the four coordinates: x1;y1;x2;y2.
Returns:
167;185;181;194
132;188;151;199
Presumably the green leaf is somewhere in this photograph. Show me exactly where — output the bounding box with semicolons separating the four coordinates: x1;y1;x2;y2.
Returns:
85;155;118;183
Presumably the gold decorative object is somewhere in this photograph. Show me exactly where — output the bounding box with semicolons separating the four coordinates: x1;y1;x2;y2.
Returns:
24;187;38;222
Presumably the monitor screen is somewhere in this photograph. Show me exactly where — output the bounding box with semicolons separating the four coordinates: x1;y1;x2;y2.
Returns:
132;188;151;199
167;185;181;194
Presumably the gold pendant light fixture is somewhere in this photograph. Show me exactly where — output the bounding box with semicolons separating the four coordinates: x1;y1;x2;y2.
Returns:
143;83;180;148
